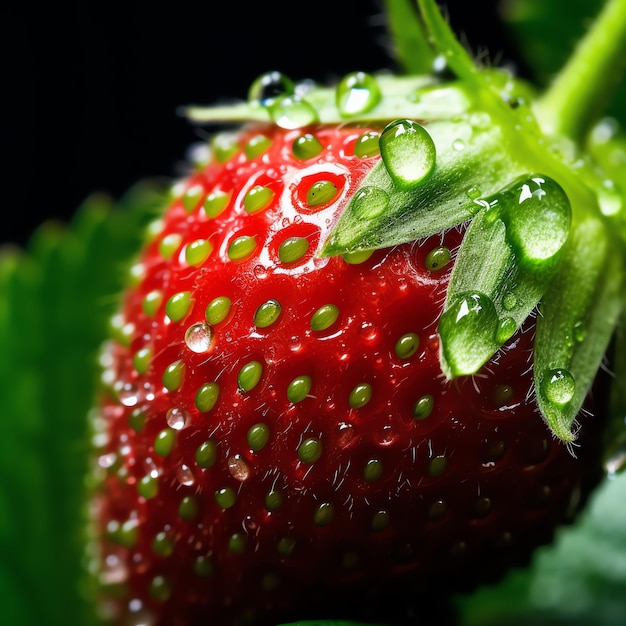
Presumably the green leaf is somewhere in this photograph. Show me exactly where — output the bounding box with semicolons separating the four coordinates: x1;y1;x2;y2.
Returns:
0;182;164;626
501;0;603;84
456;471;626;625
439;174;571;377
322;114;521;255
184;74;466;127
534;216;624;441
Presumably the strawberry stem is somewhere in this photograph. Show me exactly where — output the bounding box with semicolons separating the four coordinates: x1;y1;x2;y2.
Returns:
382;0;435;75
534;0;626;143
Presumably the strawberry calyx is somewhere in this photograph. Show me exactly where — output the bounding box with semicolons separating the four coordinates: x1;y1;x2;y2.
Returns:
182;0;626;445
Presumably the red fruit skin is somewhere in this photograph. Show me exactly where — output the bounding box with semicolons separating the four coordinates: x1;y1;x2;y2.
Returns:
91;123;603;625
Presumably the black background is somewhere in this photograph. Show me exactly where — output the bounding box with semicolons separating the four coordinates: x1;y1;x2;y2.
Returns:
2;1;523;247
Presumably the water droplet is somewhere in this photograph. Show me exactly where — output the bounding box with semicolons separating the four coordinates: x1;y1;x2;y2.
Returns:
496;316;517;343
541;368;576;405
336;71;382;117
439;292;499;375
166;407;189;431
379;119;436;188
228;454;252;482
573;320;587;343
269;95;318;129
376;423;398;446
482;174;571;264
452;138;465;151
336;422;356;448
98;452;117;469
253;264;268;280
598;183;623;216
185;322;215;353
349;186;389;220
466;185;482;200
248;70;295;104
359;320;378;341
177;463;195;486
118;383;139;407
100;551;129;585
502;293;517;310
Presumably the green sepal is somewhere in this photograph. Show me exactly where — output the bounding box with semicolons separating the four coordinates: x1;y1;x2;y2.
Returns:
534;216;624;442
439;174;571;377
321;116;518;255
183;75;469;127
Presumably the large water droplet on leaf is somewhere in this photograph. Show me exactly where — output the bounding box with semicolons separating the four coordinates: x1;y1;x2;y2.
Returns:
379;119;436;189
336;71;382;117
248;71;295;104
541;368;576;406
439;292;499;376
483;175;571;265
349;186;390;221
269;95;318;129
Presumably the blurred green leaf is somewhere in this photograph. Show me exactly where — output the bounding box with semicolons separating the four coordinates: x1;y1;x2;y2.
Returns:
0;182;165;626
456;471;626;625
501;0;626;128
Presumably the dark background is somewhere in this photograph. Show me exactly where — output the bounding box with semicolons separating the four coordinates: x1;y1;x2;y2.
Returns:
2;1;522;247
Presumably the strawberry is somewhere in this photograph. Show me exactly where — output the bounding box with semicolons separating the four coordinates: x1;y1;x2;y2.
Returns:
88;1;626;625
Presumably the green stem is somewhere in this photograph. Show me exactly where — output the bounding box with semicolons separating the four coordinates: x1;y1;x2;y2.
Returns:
383;0;435;75
535;0;626;142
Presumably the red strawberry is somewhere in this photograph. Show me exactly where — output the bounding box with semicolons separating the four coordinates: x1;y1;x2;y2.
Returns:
88;3;625;626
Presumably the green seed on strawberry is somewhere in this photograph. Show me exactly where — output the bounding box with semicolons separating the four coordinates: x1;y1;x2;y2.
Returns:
88;1;626;625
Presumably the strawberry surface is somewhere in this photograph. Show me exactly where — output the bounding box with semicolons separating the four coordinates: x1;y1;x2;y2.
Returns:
90;122;603;625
